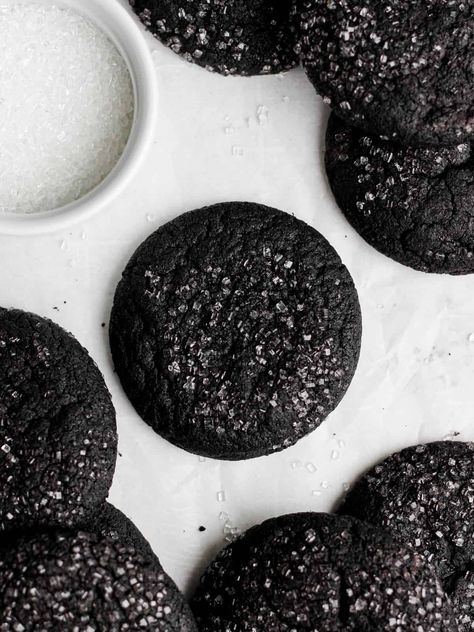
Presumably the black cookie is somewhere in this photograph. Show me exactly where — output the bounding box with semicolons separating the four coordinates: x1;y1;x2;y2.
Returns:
0;529;197;631
295;0;474;146
338;441;474;631
191;512;457;631
452;573;474;632
0;308;117;530
110;202;361;460
325;113;474;274
83;502;155;559
129;0;298;76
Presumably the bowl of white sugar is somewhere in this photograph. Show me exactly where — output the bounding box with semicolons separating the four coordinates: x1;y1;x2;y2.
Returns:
0;0;157;234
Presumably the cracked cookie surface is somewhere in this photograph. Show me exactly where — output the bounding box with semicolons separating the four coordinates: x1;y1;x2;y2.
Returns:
191;512;457;631
325;114;474;274
110;202;361;460
295;0;474;146
0;308;117;530
129;0;298;76
0;529;197;631
339;441;474;632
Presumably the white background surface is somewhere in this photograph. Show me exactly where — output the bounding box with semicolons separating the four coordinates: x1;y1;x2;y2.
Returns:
2;0;474;597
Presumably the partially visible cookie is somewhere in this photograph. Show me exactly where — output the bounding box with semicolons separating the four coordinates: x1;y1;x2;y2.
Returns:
129;0;298;76
83;502;155;559
295;0;474;146
451;573;474;632
325;113;474;274
338;441;474;632
0;529;197;631
110;202;362;460
0;308;117;530
192;512;457;631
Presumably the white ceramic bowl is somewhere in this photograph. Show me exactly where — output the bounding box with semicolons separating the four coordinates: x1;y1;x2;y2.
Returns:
0;0;157;235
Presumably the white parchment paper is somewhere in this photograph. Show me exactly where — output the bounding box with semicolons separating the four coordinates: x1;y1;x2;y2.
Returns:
1;3;473;597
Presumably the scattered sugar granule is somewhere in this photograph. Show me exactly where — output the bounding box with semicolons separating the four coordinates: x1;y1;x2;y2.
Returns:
256;105;269;126
0;4;134;214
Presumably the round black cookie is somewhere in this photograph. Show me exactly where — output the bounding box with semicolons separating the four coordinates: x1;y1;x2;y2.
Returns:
0;308;117;530
295;0;474;146
0;529;197;631
129;0;298;76
451;573;474;632
325;113;474;274
110;202;362;460
338;441;474;631
83;502;155;559
191;512;457;631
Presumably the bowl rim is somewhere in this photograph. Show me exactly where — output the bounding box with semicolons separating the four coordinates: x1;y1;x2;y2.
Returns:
0;0;157;236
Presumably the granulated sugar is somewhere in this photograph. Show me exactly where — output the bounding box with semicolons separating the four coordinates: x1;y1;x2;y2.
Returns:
0;4;134;214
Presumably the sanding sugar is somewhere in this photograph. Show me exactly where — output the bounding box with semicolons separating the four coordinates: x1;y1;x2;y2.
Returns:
0;3;135;214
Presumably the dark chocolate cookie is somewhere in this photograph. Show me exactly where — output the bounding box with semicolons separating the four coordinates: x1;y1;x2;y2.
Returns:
0;308;117;530
129;0;298;76
110;202;361;460
338;441;474;632
0;529;197;631
191;512;457;631
83;502;155;559
295;0;474;146
452;573;474;632
325;113;474;274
